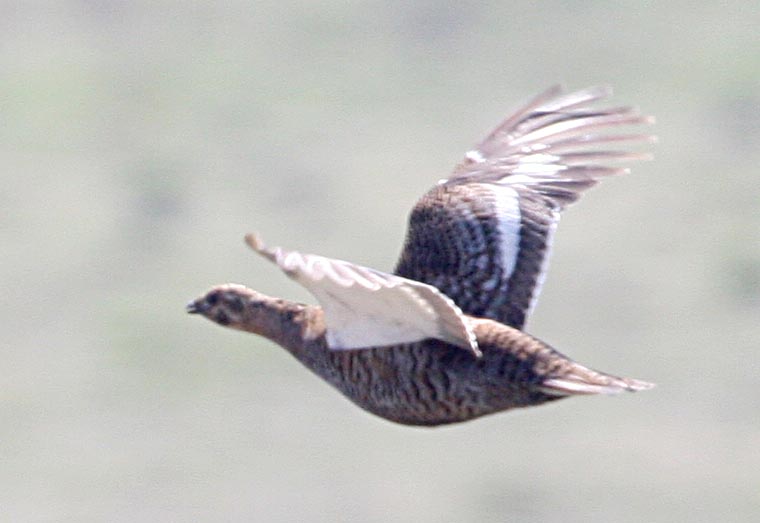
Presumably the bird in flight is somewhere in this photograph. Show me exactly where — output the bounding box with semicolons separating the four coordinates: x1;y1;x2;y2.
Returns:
188;85;655;426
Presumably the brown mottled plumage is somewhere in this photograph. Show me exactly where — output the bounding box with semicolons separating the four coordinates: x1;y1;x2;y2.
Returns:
188;86;655;426
187;285;651;426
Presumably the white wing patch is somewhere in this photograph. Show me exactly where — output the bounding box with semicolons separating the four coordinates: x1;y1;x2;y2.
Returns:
527;208;559;316
476;183;521;282
245;234;480;357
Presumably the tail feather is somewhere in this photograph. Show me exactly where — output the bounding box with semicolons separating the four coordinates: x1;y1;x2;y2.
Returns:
540;368;655;396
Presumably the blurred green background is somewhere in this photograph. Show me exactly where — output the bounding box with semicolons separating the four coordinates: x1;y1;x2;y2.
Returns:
3;2;759;521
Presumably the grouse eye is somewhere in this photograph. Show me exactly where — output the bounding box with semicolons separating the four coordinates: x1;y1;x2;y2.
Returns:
206;292;219;306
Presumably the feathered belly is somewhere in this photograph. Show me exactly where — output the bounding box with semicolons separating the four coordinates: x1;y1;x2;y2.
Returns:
313;341;561;426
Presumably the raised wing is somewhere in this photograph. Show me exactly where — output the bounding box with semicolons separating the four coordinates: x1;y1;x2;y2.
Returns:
245;234;480;357
395;86;654;329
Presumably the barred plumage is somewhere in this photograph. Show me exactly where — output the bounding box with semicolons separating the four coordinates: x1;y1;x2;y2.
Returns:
188;86;655;426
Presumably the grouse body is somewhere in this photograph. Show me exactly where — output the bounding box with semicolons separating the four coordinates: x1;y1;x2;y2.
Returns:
188;86;655;426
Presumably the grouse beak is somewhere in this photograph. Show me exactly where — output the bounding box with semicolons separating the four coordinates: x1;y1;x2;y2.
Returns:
186;299;203;314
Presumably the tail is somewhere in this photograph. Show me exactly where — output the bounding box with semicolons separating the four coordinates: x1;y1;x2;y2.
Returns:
540;365;655;396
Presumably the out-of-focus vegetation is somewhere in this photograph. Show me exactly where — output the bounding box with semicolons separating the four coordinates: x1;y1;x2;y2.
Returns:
2;2;759;521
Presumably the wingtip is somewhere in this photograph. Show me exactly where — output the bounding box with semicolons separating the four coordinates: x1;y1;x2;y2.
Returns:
543;84;565;97
579;84;613;99
623;378;656;392
550;83;614;98
244;232;263;251
244;232;279;262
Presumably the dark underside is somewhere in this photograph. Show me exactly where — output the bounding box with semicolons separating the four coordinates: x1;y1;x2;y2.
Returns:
311;338;568;427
